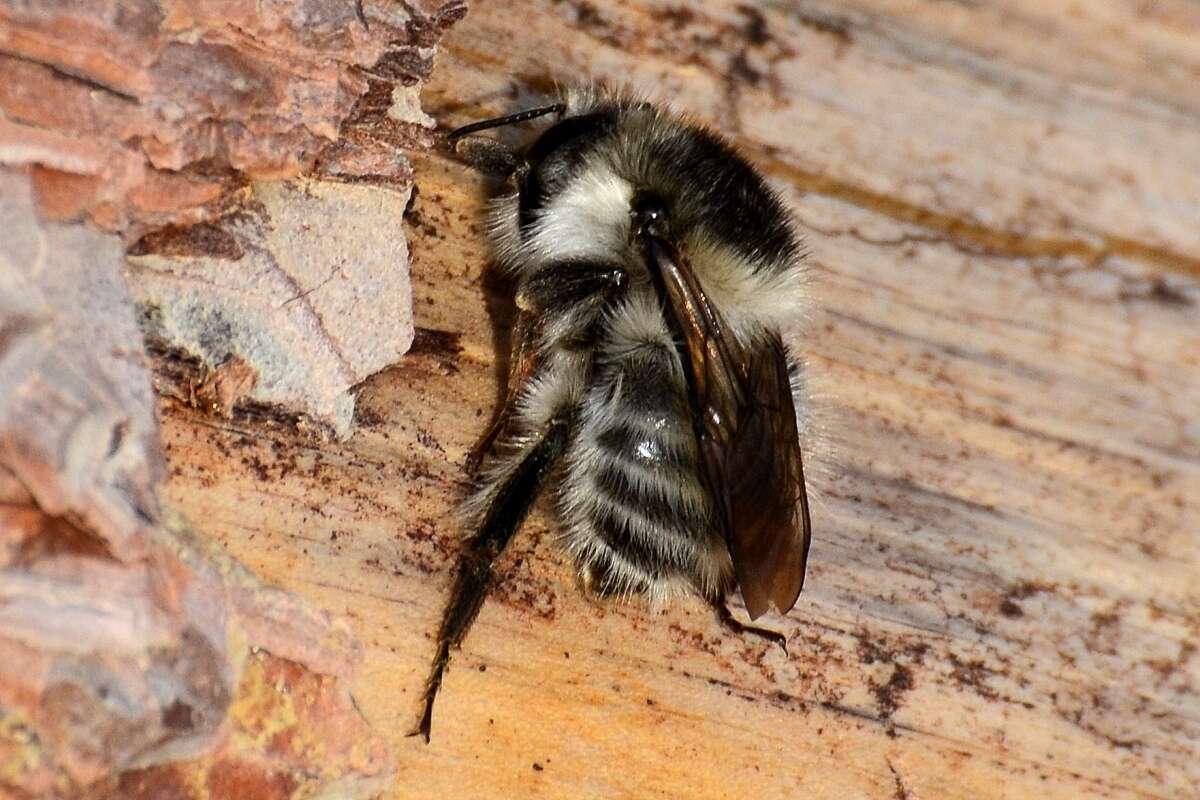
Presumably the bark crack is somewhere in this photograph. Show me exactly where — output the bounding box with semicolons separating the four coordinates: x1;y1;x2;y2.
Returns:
0;50;140;103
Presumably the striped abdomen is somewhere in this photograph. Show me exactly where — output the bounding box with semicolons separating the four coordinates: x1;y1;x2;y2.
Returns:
558;315;730;600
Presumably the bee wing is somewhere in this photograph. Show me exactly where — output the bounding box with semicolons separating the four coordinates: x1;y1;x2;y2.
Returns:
643;235;810;620
724;334;811;619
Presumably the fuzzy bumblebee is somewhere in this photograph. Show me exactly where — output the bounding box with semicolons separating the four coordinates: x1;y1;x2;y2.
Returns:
415;86;812;740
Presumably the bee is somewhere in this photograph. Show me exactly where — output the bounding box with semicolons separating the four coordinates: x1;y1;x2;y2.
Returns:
414;85;812;740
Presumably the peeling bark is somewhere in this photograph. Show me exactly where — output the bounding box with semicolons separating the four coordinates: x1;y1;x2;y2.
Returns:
0;172;392;798
0;0;469;794
0;0;464;235
0;0;464;433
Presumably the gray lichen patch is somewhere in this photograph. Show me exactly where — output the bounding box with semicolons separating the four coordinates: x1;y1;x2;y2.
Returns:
127;178;414;438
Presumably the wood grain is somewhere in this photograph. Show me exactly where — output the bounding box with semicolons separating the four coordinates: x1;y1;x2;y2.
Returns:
159;2;1200;797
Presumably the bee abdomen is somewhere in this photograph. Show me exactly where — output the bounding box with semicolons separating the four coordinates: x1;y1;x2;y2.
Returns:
592;459;707;530
596;422;690;469
561;394;718;595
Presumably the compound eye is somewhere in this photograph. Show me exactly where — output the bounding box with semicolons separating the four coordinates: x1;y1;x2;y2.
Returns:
631;191;670;235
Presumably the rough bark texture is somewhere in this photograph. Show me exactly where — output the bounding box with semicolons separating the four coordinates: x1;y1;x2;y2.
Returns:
0;0;462;236
0;172;392;799
159;2;1197;799
0;0;465;797
0;0;466;435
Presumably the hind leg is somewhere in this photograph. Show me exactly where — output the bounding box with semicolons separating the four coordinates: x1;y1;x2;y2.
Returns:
413;409;573;741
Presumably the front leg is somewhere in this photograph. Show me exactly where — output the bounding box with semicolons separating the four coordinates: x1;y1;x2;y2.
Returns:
444;100;568;178
449;135;526;179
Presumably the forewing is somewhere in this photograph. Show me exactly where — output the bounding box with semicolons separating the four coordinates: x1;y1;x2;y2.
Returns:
642;236;810;619
724;335;810;619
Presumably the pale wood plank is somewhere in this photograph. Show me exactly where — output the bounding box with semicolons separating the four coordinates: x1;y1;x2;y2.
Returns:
161;2;1200;797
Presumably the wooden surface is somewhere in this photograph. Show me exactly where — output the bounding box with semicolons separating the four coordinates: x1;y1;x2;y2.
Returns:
159;2;1200;798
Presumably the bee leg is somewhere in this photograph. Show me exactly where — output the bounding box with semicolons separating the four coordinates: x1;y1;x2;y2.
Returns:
465;405;509;475
715;602;789;655
413;412;572;742
448;135;525;178
465;309;540;474
467;261;626;475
